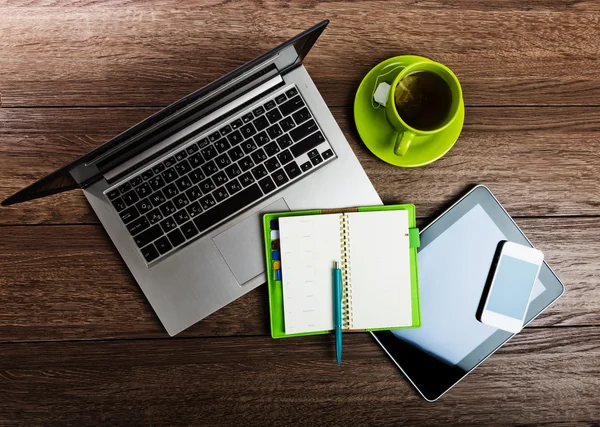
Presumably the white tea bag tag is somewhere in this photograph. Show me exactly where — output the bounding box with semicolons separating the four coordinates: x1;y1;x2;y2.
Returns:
373;82;391;107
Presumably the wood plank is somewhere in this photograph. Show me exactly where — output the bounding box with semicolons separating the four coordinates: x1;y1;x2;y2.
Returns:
1;106;600;224
0;329;598;426
0;217;596;342
1;1;600;107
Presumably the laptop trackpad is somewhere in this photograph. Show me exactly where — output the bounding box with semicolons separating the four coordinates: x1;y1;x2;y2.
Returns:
213;198;290;285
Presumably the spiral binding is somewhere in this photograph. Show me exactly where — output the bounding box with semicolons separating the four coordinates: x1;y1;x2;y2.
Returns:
339;213;353;329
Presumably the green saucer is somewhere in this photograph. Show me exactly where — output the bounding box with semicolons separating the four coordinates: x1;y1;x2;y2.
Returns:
354;55;465;168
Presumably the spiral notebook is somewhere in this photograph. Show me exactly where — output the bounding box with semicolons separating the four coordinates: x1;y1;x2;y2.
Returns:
263;204;421;338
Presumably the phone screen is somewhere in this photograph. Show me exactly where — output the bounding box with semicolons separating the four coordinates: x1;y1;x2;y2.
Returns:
487;255;539;319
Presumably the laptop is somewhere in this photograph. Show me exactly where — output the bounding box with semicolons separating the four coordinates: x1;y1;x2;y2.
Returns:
2;20;380;336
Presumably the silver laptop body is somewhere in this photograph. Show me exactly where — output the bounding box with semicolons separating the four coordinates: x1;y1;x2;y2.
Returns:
2;21;380;336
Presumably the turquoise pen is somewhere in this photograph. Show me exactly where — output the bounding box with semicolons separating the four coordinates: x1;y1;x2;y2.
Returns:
333;261;343;365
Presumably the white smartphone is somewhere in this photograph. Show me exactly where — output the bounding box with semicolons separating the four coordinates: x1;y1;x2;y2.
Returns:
480;241;544;333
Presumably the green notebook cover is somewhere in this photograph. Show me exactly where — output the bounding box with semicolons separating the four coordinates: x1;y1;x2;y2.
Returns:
262;204;421;339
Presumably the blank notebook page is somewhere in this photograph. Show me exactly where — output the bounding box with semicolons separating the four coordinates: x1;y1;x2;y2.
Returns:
279;214;341;334
346;211;412;329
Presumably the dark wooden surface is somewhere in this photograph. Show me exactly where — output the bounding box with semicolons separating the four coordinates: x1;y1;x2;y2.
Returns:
1;1;599;425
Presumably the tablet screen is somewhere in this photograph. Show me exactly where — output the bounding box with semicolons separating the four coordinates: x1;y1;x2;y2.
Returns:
391;203;546;369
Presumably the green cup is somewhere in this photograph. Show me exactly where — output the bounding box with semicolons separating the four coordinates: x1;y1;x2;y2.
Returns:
386;60;463;157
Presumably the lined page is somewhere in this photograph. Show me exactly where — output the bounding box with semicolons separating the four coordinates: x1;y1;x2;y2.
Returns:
279;214;342;334
346;211;412;329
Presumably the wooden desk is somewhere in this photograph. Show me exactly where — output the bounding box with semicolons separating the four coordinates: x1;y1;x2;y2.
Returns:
1;2;599;425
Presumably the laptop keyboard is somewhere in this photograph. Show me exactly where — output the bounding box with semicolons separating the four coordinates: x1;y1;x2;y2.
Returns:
105;86;336;264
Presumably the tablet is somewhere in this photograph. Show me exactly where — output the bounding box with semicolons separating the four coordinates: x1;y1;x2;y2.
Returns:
372;185;565;401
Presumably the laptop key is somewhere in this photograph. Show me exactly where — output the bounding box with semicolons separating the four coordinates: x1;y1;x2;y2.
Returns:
220;124;232;136
254;116;270;131
251;148;268;164
242;139;257;154
275;93;287;104
239;156;255;172
122;190;139;206
149;191;166;207
285;87;298;98
239;172;255;187
152;163;166;174
163;183;179;199
215;139;231;154
266;124;283;139
228;145;244;161
174;210;190;225
277;149;293;165
322;149;334;160
215;153;231;169
160;216;178;233
186;201;203;218
188;152;204;168
290;119;317;142
266;108;282;124
199;178;216;194
265;100;276;110
290;132;325;157
258;176;276;194
119;182;132;194
147;208;163;224
253;106;265;116
307;149;319;159
271;169;289;187
173;194;189;209
225;163;242;179
154;236;173;255
130;175;143;187
162;168;178;183
147;175;165;191
181;221;199;239
186;144;199;155
264;141;280;157
141;169;154;180
280;96;304;117
136;198;153;214
163;156;177;168
280;117;296;132
208;131;220;143
251;164;268;180
284;161;302;179
201;160;219;176
199;194;216;210
213;186;230;203
200;145;218;161
141;244;159;263
111;197;126;212
227;130;244;145
300;161;312;172
240;123;257;139
160;201;177;217
213;171;228;186
175;150;187;161
231;118;244;130
265;158;281;172
242;113;254;123
134;225;162;248
311;153;324;166
189;170;205;184
225;179;242;195
277;134;292;149
197;138;210;149
135;183;152;198
185;186;202;202
107;189;121;200
127;216;150;235
175;159;191;175
175;176;192;192
254;131;270;146
192;184;263;234
292;107;311;124
167;229;185;247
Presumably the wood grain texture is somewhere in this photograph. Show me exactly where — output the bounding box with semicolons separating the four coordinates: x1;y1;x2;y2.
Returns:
2;106;600;224
0;217;596;342
1;0;600;107
0;330;598;426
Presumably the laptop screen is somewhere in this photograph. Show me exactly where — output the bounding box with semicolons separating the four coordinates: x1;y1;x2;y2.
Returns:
2;20;329;206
